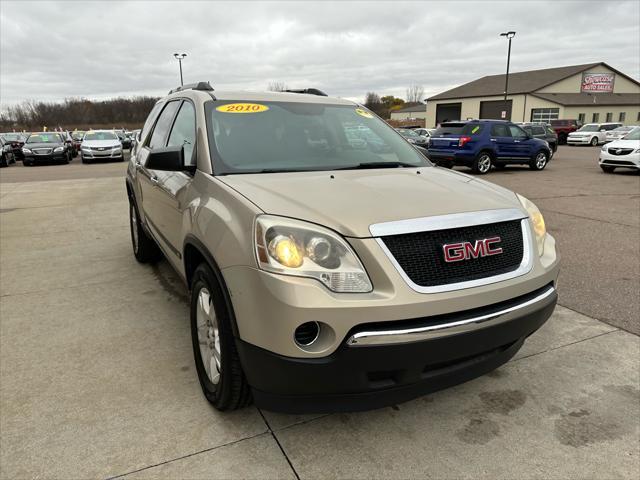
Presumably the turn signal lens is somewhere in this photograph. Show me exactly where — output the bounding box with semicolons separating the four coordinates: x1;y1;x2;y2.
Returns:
530;210;546;239
517;194;546;256
268;235;304;268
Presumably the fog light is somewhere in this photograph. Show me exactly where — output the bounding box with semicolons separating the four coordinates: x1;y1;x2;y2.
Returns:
294;321;320;346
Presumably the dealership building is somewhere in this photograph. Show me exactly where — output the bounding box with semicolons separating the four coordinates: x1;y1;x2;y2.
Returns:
422;62;640;127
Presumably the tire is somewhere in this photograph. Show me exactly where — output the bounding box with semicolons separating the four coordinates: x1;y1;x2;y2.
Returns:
472;151;492;174
600;165;615;173
24;159;33;166
529;150;549;171
82;156;90;164
590;136;599;146
558;133;567;145
129;201;162;263
190;263;251;411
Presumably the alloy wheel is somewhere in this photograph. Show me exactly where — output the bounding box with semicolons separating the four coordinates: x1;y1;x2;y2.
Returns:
478;154;491;173
535;152;547;169
196;288;221;385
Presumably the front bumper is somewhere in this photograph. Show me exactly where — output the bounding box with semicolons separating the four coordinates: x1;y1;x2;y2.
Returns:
23;153;67;163
81;149;123;160
567;136;594;145
238;283;557;413
599;151;640;169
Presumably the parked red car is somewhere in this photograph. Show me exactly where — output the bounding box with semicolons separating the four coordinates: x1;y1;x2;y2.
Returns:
550;119;583;145
71;131;85;154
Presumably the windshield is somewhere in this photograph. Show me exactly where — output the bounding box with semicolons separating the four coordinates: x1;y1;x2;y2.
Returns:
26;133;61;144
623;128;640;140
578;124;599;132
71;132;85;140
397;129;419;138
2;133;24;141
433;123;467;136
206;101;427;174
84;131;118;141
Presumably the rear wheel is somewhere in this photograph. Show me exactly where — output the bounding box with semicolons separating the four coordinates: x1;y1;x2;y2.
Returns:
600;165;615;173
529;151;549;171
190;263;251;411
590;136;599;146
472;152;492;174
129;201;162;263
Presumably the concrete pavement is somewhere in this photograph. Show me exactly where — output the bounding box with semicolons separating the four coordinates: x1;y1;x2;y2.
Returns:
1;153;639;479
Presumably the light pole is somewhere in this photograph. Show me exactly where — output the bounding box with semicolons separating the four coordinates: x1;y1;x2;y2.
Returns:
499;32;516;102
173;53;187;86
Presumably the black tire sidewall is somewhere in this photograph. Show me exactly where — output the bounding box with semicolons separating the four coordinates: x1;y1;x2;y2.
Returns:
531;151;549;170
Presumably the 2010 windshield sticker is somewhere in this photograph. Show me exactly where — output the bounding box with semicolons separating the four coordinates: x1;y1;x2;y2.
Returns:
216;103;269;113
355;108;374;118
471;126;480;134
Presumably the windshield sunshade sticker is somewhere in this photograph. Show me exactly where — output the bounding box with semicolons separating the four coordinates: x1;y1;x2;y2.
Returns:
355;108;374;118
216;103;269;113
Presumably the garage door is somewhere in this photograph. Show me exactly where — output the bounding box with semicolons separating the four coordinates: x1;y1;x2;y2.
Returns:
435;103;462;126
479;100;512;120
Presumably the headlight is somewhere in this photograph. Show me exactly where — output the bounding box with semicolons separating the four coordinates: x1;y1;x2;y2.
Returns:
22;147;32;154
517;194;546;256
254;215;372;293
407;138;416;144
53;146;64;153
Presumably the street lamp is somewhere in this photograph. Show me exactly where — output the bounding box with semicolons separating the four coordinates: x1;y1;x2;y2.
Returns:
499;32;516;102
173;53;187;86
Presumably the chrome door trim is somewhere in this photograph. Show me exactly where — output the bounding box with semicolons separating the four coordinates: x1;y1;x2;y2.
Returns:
346;285;555;346
371;210;533;294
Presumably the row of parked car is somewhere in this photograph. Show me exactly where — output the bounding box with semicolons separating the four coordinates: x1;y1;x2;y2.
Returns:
391;120;639;174
0;129;140;167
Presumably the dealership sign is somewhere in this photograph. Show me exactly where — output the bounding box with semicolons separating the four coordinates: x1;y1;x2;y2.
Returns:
581;73;615;92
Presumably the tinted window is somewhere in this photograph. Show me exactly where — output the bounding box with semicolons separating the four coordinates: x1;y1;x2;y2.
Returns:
532;126;545;135
167;101;196;166
149;101;181;149
434;123;466;136
508;125;527;138
140;102;164;144
602;124;620;131
491;124;510;137
462;124;483;135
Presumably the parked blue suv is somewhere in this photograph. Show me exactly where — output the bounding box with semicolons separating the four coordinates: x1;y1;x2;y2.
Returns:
427;120;552;174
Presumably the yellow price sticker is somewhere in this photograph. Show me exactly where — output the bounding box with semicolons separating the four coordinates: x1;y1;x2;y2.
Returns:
216;103;269;113
355;108;374;118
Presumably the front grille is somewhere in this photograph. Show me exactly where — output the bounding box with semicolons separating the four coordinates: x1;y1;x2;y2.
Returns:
33;148;52;155
381;220;524;287
91;146;111;151
608;148;634;156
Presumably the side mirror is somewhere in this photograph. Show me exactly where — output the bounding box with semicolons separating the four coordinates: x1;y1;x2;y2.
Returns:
145;145;188;171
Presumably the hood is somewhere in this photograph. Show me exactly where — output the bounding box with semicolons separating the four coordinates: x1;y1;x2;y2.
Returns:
605;139;640;148
218;167;523;238
82;139;121;148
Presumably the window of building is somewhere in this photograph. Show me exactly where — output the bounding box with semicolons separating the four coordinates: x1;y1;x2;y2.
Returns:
592;113;600;123
637;112;640;122
578;113;585;123
619;112;626;122
605;112;613;122
531;108;559;124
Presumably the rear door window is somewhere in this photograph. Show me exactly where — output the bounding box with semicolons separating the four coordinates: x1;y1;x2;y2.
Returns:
491;124;510;137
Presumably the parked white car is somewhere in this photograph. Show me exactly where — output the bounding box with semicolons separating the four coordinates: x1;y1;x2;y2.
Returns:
567;123;622;146
599;127;640;173
605;125;638;143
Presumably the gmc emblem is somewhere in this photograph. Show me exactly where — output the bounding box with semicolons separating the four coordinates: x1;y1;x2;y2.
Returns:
443;237;503;263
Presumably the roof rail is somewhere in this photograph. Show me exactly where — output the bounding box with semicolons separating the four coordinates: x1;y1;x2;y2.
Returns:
284;88;328;97
168;81;214;95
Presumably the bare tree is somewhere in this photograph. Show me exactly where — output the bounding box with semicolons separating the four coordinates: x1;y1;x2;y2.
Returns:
406;84;425;103
267;81;288;92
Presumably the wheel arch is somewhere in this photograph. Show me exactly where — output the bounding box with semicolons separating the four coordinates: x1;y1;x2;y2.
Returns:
183;235;240;337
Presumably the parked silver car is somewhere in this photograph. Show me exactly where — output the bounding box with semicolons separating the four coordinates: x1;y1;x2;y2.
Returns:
80;130;124;163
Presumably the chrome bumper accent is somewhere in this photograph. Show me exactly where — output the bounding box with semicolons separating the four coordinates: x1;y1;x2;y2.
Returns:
346;285;556;346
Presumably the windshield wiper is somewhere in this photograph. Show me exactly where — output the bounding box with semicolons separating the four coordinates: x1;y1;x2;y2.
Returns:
335;161;421;170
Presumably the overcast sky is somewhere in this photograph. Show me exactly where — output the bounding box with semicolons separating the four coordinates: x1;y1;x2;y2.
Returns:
1;0;639;107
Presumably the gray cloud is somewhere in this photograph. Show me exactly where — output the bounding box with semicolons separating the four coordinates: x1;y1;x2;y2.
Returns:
1;0;638;106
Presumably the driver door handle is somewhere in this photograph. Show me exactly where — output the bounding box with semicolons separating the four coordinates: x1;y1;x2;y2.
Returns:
149;174;159;185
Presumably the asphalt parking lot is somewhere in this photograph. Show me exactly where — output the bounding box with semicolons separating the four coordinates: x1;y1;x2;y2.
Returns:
1;147;639;479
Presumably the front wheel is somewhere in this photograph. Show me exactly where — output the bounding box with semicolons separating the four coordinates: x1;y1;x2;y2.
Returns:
590;136;599;146
529;151;549;171
600;165;615;173
190;263;251;411
472;152;492;174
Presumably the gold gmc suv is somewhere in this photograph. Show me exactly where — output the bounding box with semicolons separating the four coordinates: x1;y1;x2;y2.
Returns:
126;82;560;413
